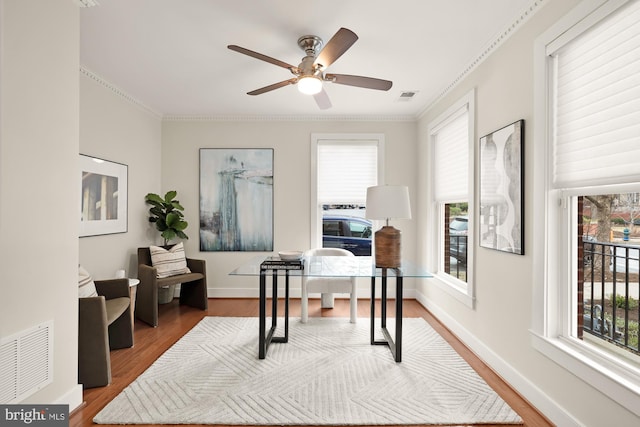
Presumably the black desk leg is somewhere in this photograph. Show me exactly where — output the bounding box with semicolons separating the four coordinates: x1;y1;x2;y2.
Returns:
395;275;403;362
259;270;267;359
271;270;278;330
284;271;290;340
370;276;375;345
258;269;290;359
381;270;387;328
370;268;403;362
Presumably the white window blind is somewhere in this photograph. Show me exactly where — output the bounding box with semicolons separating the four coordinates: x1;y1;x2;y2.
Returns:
552;0;640;189
433;107;469;201
317;143;378;204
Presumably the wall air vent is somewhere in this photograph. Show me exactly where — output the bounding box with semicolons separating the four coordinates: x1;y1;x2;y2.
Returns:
0;321;53;404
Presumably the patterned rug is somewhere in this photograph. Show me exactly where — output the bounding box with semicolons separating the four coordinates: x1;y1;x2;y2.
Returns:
94;316;522;425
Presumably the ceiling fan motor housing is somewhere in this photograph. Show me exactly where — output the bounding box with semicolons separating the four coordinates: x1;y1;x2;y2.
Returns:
298;56;321;77
297;35;323;57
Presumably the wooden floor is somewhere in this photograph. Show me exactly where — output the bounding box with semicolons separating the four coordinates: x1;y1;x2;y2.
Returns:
70;298;553;427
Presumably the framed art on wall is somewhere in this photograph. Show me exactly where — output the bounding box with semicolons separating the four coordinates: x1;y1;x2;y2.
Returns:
199;148;273;252
79;154;128;237
479;120;524;255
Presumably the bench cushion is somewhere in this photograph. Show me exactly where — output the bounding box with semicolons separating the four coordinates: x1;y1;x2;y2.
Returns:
156;272;204;287
105;297;130;325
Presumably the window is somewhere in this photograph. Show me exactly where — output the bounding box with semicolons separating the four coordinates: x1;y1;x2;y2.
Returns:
579;193;640;359
311;134;384;256
533;0;640;415
428;90;475;306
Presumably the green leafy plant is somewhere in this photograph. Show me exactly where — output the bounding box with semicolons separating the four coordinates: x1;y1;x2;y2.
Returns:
145;191;188;245
612;294;639;311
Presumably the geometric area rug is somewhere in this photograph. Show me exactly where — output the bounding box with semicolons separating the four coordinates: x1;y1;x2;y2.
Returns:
94;317;523;425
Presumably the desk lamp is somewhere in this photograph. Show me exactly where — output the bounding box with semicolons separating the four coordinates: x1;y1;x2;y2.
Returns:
365;185;411;268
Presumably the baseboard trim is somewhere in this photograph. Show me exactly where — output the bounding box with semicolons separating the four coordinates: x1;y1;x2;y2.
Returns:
414;291;580;427
56;384;84;412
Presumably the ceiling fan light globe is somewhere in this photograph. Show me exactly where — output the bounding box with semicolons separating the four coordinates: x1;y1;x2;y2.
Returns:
298;76;322;95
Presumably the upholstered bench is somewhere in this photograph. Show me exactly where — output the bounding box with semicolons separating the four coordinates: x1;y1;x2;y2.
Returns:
136;245;208;327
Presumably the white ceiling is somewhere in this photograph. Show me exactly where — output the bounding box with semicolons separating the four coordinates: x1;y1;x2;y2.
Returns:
80;0;538;118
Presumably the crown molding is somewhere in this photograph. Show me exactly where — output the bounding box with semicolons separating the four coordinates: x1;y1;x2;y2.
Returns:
82;0;544;123
162;114;417;123
80;66;415;122
79;66;162;119
418;0;546;119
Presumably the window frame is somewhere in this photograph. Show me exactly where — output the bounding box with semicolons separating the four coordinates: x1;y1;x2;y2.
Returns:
532;0;640;415
310;133;385;250
426;90;476;308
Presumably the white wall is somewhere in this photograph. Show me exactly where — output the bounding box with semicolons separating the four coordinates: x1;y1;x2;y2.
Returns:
160;119;417;297
0;0;82;407
78;72;162;279
417;0;639;426
0;2;162;408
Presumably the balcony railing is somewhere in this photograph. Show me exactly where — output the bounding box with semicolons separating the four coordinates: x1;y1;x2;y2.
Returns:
582;240;640;355
447;235;467;281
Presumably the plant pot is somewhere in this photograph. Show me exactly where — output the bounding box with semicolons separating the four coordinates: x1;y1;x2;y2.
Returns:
158;284;176;304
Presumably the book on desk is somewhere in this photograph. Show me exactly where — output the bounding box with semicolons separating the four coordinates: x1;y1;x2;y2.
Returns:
260;256;304;270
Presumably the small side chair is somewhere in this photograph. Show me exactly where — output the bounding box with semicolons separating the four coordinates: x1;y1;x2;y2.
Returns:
301;248;357;323
78;278;133;388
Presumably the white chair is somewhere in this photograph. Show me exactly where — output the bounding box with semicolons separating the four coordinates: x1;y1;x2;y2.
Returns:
301;248;357;323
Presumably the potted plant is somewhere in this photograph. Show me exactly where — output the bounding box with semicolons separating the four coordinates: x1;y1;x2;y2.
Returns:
145;191;189;245
145;191;189;303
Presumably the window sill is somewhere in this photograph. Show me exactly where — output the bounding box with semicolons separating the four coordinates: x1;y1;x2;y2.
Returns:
530;330;640;417
429;273;475;308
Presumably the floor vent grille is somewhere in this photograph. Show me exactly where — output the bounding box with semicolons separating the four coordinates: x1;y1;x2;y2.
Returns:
0;321;53;403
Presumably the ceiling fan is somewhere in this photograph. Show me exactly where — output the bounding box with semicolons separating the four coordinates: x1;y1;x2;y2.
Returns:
227;28;393;110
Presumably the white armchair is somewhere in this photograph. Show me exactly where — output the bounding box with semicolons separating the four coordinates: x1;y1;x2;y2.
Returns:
301;248;357;323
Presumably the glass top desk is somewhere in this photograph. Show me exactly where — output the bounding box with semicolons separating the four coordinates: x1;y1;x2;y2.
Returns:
230;255;432;362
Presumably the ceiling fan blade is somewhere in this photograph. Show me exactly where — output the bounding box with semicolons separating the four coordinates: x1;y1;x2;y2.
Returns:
315;28;358;69
313;88;332;110
228;45;297;71
325;73;393;91
247;78;298;95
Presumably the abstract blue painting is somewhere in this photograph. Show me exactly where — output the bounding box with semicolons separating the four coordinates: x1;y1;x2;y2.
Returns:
199;148;273;251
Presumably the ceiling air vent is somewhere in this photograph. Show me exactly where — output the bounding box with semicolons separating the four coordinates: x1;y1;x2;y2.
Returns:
397;91;418;102
75;0;100;7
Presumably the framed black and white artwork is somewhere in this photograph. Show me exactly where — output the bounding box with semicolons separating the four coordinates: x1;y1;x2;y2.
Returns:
80;154;128;237
479;120;524;255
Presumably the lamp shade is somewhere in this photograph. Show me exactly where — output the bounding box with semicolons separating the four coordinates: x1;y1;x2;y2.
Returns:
365;185;411;220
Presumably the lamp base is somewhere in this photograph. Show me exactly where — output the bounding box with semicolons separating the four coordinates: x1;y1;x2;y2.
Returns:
374;226;401;268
